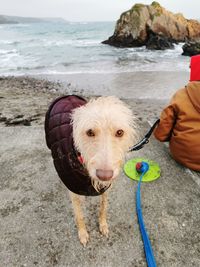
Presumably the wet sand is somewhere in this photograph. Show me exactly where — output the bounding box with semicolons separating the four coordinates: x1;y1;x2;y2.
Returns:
36;71;189;99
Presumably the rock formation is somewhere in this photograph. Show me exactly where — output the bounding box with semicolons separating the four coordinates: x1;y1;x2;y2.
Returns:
103;2;200;50
146;30;175;50
182;42;200;56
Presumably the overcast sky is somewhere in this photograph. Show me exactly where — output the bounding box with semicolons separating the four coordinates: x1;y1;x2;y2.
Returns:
0;0;199;21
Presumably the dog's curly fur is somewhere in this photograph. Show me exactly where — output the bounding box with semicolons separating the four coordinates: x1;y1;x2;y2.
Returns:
70;96;137;246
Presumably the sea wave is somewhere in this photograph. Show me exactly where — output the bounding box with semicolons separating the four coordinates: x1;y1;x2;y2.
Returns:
0;21;190;76
0;40;20;45
43;39;102;47
0;48;18;55
1;66;190;77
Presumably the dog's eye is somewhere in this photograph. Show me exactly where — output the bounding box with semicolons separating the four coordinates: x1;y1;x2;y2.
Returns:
86;129;95;137
115;129;124;137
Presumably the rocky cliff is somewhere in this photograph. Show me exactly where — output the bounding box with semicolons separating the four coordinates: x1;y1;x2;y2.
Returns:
103;2;200;49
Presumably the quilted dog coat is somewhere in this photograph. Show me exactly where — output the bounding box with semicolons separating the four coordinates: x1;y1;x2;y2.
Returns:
45;95;109;196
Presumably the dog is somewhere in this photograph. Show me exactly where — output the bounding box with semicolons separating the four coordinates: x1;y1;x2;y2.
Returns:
45;95;137;246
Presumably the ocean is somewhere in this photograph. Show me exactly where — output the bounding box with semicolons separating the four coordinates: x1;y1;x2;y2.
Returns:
0;21;190;99
0;21;190;76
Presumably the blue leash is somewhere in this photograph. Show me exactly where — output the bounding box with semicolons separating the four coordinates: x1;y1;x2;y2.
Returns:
136;162;157;267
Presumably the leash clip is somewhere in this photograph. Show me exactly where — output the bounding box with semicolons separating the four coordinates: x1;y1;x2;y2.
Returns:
130;138;149;151
129;119;160;152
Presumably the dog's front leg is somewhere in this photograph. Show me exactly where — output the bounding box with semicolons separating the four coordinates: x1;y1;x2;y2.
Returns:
70;192;89;246
99;192;109;237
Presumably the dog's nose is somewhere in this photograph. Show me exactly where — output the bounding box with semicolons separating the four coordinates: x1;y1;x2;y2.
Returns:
96;169;114;181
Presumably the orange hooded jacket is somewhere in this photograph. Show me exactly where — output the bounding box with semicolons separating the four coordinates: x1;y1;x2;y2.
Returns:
154;55;200;171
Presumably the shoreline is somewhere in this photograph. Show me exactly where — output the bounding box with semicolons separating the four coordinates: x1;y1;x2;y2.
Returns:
32;71;189;100
0;70;189;99
0;75;169;127
33;70;190;100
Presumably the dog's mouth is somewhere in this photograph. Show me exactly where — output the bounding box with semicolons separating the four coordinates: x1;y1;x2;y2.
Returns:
91;176;112;193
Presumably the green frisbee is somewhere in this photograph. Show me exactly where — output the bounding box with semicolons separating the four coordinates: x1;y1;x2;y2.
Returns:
124;158;161;182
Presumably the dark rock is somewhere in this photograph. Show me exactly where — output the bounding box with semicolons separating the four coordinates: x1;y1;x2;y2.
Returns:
182;42;200;56
0;116;7;122
23;119;31;126
5;117;31;126
102;34;144;48
146;32;174;50
14;114;24;119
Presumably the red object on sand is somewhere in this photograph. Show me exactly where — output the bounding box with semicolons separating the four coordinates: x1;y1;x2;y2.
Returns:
136;162;142;172
190;55;200;81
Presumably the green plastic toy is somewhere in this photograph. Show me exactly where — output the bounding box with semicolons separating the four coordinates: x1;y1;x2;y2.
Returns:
124;157;161;182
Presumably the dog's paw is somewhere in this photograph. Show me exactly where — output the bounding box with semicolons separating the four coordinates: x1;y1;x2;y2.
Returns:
99;223;109;237
78;229;89;247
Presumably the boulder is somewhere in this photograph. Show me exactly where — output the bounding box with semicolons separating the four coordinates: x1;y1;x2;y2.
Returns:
102;2;200;50
182;42;200;56
146;31;175;50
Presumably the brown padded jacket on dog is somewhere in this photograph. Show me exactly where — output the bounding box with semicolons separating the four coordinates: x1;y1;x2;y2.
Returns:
45;95;109;196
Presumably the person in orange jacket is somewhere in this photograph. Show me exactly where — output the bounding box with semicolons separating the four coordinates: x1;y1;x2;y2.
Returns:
154;55;200;171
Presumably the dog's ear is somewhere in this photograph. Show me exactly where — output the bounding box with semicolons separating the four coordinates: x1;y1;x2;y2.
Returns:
71;105;85;148
121;105;138;146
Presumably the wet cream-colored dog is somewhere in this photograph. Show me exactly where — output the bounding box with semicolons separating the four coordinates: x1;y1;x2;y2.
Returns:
70;96;137;246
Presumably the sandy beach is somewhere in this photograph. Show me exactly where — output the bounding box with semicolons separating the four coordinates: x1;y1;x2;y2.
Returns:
0;75;200;267
0;75;170;127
